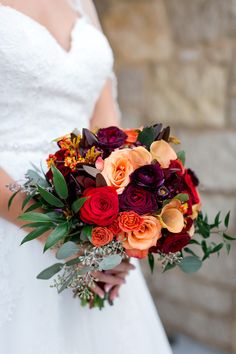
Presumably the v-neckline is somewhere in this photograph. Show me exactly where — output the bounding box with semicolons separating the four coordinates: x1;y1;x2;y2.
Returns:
0;4;84;54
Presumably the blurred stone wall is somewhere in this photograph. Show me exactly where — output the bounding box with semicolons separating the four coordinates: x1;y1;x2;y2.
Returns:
94;0;236;352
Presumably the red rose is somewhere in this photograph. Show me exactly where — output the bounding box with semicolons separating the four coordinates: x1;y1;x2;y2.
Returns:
80;186;119;226
184;171;200;204
155;232;191;254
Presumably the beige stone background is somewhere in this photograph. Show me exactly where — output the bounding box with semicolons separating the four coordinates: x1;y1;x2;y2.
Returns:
94;0;236;352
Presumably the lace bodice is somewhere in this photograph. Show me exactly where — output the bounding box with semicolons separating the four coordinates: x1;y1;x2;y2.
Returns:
0;1;115;154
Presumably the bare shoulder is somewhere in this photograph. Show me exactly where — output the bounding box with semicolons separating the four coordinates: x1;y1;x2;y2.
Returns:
80;0;101;30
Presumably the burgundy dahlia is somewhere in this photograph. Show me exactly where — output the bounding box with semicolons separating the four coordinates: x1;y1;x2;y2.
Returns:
130;163;164;189
119;184;158;215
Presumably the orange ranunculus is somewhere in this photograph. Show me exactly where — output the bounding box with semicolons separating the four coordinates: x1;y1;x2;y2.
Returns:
121;215;162;251
129;146;153;169
123;129;139;144
101;149;134;194
150;140;177;168
118;211;144;232
91;227;114;247
159;199;185;233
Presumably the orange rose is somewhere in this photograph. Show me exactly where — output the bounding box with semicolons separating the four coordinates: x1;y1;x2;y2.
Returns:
150;140;177;168
121;215;162;251
118;211;144;232
123;129;139;144
101;149;134;194
91;227;114;247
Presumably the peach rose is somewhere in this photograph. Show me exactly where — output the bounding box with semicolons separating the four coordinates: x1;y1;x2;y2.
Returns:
91;227;114;247
101;149;134;194
121;215;162;251
118;211;144;232
150;140;177;168
126;248;148;259
129;146;152;169
123;129;139;144
159;199;184;233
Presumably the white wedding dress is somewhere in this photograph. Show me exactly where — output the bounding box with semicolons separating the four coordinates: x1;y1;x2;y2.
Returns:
0;1;172;353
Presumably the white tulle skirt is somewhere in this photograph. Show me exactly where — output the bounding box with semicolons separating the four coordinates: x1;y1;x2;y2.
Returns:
0;150;172;354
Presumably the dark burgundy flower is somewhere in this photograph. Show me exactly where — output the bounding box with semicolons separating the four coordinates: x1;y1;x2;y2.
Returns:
119;184;158;215
155;232;191;254
97;126;128;149
46;149;70;181
130;163;164;189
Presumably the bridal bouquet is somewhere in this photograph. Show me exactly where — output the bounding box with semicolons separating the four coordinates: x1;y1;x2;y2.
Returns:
9;125;234;309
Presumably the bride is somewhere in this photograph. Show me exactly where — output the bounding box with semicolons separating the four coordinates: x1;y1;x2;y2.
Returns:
0;1;173;353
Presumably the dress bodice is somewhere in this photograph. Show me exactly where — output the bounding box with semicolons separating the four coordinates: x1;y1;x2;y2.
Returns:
0;2;114;151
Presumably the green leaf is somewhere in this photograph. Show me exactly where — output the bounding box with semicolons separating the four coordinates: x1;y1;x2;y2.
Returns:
21;194;33;210
188;239;200;245
177;150;186;165
37;263;64;280
99;255;122;271
179;256;202;273
148;253;155;273
24;201;42;213
226;243;231;255
223;233;236;241
137;127;156;149
44;223;68;252
213;211;221;227
20;222;53;229
72;197;87;213
183;247;198;258
224;211;231;228
51;165;68;200
38;185;64;207
8;190;20;210
174;193;189;202
21;226;51;245
18;212;51;223
56;241;79;260
80;225;93;242
162;262;176;272
211;243;224;254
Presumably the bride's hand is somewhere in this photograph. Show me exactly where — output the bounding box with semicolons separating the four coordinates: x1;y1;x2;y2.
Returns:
92;261;136;301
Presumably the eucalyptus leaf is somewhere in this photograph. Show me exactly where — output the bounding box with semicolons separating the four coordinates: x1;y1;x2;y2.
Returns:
38;185;64;207
99;255;122;271
179;256;202;273
26;169;49;187
57;273;75;293
37;263;64;280
56;241;79;260
44;223;68;252
51;165;68;200
21;225;51;245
